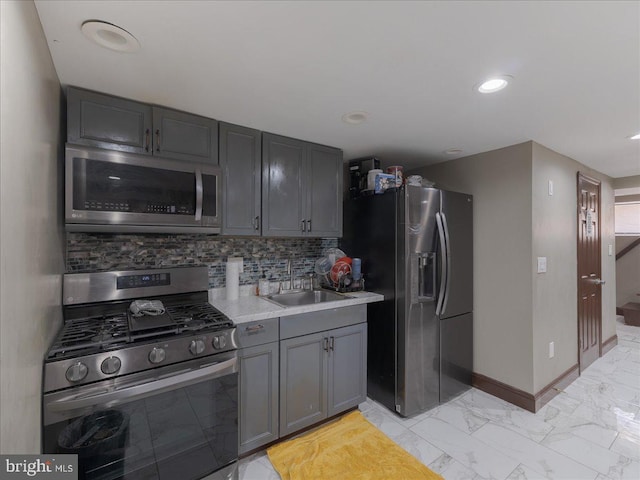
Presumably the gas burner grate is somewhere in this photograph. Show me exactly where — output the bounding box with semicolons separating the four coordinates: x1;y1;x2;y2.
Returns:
166;303;233;332
47;314;130;359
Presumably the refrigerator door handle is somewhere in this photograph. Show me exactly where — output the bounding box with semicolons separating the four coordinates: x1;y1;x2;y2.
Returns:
441;212;452;315
435;212;448;315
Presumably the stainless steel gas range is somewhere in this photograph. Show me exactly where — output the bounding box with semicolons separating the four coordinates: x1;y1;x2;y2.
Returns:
42;267;238;480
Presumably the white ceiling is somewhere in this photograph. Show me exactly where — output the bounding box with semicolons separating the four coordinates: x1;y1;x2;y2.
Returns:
34;0;640;178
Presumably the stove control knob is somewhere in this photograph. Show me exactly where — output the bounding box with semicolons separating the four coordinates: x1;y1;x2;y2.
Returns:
101;356;122;375
212;335;227;350
148;347;166;364
189;339;205;356
65;362;88;383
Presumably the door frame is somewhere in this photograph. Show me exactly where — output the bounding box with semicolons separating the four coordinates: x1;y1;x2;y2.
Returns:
576;172;602;372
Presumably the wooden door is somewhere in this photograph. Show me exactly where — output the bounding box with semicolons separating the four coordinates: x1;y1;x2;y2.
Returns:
577;173;602;372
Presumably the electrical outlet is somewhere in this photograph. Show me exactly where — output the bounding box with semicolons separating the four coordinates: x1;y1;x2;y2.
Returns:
549;341;555;358
537;257;547;273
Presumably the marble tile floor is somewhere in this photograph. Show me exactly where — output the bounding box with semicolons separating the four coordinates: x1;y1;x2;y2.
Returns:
237;319;640;480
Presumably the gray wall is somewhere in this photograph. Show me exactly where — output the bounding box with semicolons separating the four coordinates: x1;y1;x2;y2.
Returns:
411;141;616;395
0;0;64;453
531;143;616;392
411;142;535;393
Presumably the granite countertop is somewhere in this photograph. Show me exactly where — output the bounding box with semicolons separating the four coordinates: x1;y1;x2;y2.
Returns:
209;290;384;324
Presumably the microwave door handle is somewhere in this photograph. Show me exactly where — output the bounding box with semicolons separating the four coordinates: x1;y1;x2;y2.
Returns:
195;169;203;222
48;357;237;412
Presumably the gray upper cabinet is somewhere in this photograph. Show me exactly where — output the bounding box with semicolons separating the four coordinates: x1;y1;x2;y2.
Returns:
307;144;343;237
262;133;343;238
67;87;218;164
262;134;307;237
152;107;218;164
220;123;262;235
68;87;152;155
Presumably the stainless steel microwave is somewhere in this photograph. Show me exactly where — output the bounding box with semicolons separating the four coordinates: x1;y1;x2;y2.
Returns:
65;145;221;233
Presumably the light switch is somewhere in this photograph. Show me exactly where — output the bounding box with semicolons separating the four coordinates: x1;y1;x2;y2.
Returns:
537;257;547;273
548;180;554;196
608;244;613;256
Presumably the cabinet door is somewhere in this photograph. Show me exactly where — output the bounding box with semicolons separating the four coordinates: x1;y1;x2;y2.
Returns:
262;134;306;237
220;123;262;235
152;107;218;164
239;342;279;454
327;323;367;417
306;144;343;237
67;87;152;154
280;332;327;436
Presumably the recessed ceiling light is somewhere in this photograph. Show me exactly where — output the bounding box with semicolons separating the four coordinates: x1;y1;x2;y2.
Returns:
476;75;513;94
342;111;368;125
81;20;140;53
630;133;640;140
444;148;464;155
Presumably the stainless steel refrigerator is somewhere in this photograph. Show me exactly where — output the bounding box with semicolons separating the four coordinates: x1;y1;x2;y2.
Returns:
342;186;473;417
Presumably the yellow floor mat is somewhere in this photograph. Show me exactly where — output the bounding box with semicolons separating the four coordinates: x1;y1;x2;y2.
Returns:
267;410;444;480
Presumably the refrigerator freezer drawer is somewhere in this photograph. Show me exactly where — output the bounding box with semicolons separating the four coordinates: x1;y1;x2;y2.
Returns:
440;312;473;403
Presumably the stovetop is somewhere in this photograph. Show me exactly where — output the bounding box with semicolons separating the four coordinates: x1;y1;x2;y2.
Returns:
47;302;233;362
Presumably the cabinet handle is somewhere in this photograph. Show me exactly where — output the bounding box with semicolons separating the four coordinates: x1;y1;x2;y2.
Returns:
307;219;311;232
323;337;329;352
145;129;150;152
245;324;264;333
301;220;307;232
155;129;161;152
254;216;260;231
329;336;334;351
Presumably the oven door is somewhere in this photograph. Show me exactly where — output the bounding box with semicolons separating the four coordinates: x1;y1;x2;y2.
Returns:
43;352;238;480
65;145;220;234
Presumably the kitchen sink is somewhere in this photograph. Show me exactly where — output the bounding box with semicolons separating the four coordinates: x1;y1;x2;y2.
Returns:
266;290;351;307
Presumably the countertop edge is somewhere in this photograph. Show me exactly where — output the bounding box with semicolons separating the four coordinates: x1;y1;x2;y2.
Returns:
210;291;384;324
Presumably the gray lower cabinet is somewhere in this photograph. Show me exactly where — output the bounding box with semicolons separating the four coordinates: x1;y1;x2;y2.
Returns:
237;318;279;454
280;323;367;437
220;122;262;235
67;86;218;164
238;341;279;454
262;133;343;238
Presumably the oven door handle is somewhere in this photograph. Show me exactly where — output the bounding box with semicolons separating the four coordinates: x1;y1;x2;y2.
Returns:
48;357;236;412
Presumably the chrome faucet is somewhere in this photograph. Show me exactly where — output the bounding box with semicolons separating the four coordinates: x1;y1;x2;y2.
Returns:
280;258;301;293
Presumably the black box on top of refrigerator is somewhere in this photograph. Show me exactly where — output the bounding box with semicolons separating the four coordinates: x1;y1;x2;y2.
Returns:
348;157;380;198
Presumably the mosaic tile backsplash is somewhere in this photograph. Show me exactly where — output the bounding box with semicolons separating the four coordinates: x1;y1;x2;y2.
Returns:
66;234;339;288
